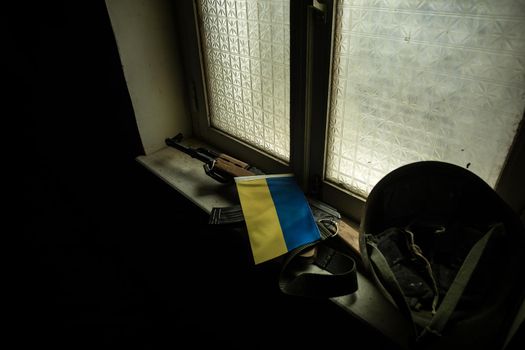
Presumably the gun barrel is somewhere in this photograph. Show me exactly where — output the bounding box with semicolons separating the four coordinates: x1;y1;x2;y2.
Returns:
165;135;215;164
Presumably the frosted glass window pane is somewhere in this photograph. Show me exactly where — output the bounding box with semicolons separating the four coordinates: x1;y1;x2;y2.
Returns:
326;0;525;197
198;0;290;161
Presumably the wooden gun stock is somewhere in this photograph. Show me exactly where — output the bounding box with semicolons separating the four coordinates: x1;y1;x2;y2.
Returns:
214;156;255;178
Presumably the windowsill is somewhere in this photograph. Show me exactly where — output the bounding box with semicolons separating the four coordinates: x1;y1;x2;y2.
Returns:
136;136;412;349
137;137;239;213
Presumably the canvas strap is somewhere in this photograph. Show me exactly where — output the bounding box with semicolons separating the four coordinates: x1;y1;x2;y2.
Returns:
278;239;358;298
416;223;503;343
368;240;419;342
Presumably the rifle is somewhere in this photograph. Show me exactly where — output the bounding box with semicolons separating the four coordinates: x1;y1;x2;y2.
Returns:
165;133;260;183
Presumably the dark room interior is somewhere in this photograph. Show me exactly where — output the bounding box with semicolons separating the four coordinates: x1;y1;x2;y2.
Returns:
17;1;523;349
18;1;397;348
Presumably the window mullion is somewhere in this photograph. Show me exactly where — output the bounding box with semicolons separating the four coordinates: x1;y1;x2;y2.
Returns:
301;0;335;195
289;0;309;190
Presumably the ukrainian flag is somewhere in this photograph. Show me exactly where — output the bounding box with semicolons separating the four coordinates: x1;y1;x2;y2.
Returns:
235;174;321;264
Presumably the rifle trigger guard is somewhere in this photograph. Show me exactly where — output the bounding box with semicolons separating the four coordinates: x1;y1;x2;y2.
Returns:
203;162;230;183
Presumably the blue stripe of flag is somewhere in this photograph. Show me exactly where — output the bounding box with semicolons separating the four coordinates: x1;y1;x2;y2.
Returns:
266;176;321;251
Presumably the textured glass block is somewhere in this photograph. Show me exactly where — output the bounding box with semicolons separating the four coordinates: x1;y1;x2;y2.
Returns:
198;0;290;161
326;0;525;197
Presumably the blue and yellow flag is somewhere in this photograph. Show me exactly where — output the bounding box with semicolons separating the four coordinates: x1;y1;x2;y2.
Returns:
235;174;321;264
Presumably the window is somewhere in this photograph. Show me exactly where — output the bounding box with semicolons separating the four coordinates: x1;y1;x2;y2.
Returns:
176;0;525;221
199;0;291;161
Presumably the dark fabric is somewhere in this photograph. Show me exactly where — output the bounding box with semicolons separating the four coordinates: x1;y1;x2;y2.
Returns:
375;227;434;311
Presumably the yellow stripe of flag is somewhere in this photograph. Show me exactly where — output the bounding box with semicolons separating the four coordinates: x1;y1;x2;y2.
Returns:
236;178;287;264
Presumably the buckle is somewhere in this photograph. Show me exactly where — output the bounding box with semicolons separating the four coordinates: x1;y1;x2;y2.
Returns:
317;218;339;239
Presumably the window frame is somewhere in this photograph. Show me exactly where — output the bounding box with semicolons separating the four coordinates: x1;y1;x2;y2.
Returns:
175;0;525;222
175;0;294;176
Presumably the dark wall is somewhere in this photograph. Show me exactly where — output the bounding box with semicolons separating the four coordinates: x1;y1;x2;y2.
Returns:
17;0;198;347
18;0;145;243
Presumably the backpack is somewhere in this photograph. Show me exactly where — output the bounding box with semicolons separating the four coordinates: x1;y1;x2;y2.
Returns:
359;161;525;349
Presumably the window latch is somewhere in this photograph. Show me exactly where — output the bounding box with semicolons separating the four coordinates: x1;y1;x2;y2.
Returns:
311;0;327;14
310;0;330;23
